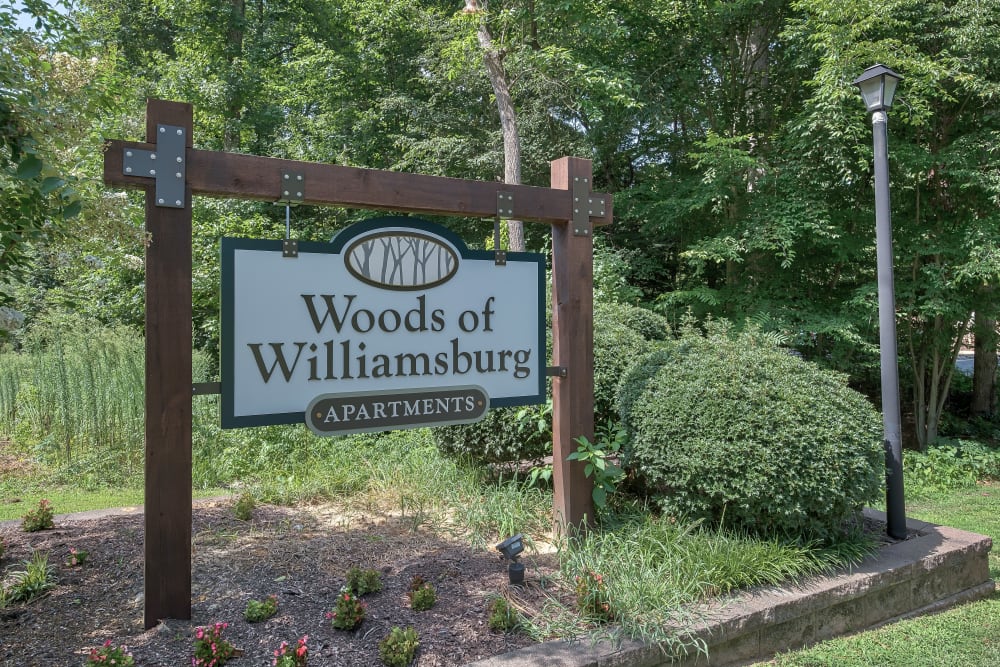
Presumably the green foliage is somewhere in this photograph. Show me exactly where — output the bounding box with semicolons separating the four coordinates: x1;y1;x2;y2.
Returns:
0;551;55;606
20;498;53;532
244;594;278;623
233;493;255;521
567;423;626;509
378;626;419;667
573;569;614;622
192;622;236;667
903;441;1000;497
345;566;382;596
487;596;521;633
554;509;874;648
407;576;437;612
434;300;667;464
327;589;366;630
272;636;309;667
65;547;88;567
86;640;136;667
619;322;884;542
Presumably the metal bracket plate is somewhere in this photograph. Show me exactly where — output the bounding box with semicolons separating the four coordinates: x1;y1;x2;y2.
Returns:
278;171;305;203
546;366;568;378
192;382;221;395
495;191;513;266
283;239;299;258
571;177;606;237
122;124;186;208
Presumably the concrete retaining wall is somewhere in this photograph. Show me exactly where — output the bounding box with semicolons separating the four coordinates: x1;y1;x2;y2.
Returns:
468;510;995;666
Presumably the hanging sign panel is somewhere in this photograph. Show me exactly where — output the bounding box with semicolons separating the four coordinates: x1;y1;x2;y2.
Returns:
221;218;546;432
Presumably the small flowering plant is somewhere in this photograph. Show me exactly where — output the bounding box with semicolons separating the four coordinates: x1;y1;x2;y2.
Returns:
21;498;54;532
192;621;237;666
245;594;279;622
65;547;90;567
272;634;308;667
326;588;366;630
574;569;614;622
86;639;136;666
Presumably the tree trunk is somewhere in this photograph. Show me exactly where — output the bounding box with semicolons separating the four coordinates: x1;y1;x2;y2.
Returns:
972;316;998;417
223;0;245;152
477;22;525;252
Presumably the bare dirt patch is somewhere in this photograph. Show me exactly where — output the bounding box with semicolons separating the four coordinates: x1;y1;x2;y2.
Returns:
1;501;555;666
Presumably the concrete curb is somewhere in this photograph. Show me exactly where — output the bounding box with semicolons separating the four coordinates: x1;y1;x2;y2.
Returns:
465;510;996;667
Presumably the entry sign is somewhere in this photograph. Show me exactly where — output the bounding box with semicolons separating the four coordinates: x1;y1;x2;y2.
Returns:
221;218;546;433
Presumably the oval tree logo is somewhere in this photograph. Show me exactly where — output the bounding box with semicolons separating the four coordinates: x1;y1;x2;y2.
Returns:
345;230;459;290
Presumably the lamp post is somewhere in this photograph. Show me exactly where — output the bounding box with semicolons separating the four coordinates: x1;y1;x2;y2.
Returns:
852;64;907;540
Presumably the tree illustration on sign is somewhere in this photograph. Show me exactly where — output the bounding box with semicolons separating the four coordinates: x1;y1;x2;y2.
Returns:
347;233;457;288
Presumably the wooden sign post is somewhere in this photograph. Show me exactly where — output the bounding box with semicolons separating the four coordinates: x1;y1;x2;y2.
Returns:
103;98;612;628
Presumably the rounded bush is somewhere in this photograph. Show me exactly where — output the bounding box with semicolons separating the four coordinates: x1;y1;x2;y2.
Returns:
434;301;668;464
619;323;884;541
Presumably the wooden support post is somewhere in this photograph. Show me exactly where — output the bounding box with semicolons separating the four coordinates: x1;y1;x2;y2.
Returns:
142;99;193;629
550;157;595;533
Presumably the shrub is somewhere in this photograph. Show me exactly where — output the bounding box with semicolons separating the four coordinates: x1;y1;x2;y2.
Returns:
327;589;366;630
272;635;308;667
87;640;136;667
244;594;279;622
379;626;419;667
192;622;236;666
407;576;437;611
904;441;1000;495
21;498;54;532
434;301;668;464
345;566;382;595
619;322;884;542
487;596;520;633
234;493;255;521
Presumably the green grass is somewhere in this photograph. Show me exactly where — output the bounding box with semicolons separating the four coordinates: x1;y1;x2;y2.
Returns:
765;594;1000;666
0;485;228;521
757;483;1000;666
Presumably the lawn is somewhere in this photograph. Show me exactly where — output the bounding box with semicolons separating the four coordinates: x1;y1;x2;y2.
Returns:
759;484;1000;667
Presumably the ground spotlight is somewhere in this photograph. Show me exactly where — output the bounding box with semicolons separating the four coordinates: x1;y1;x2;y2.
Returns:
495;533;525;585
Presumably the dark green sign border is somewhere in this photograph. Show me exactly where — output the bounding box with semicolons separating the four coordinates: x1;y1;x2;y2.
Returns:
221;217;546;429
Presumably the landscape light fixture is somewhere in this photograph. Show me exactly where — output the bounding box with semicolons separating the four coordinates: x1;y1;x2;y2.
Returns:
496;533;525;586
852;64;901;113
853;63;907;540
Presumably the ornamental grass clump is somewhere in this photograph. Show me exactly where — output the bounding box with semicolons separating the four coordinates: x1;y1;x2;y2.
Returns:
378;626;419;667
1;551;55;606
192;621;237;666
21;498;54;532
326;589;366;630
245;594;278;622
86;639;136;666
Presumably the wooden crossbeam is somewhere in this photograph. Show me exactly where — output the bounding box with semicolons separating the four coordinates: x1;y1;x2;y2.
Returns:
104;141;613;226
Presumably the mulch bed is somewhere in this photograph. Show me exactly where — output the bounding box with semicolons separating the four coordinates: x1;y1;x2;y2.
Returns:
0;501;554;666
